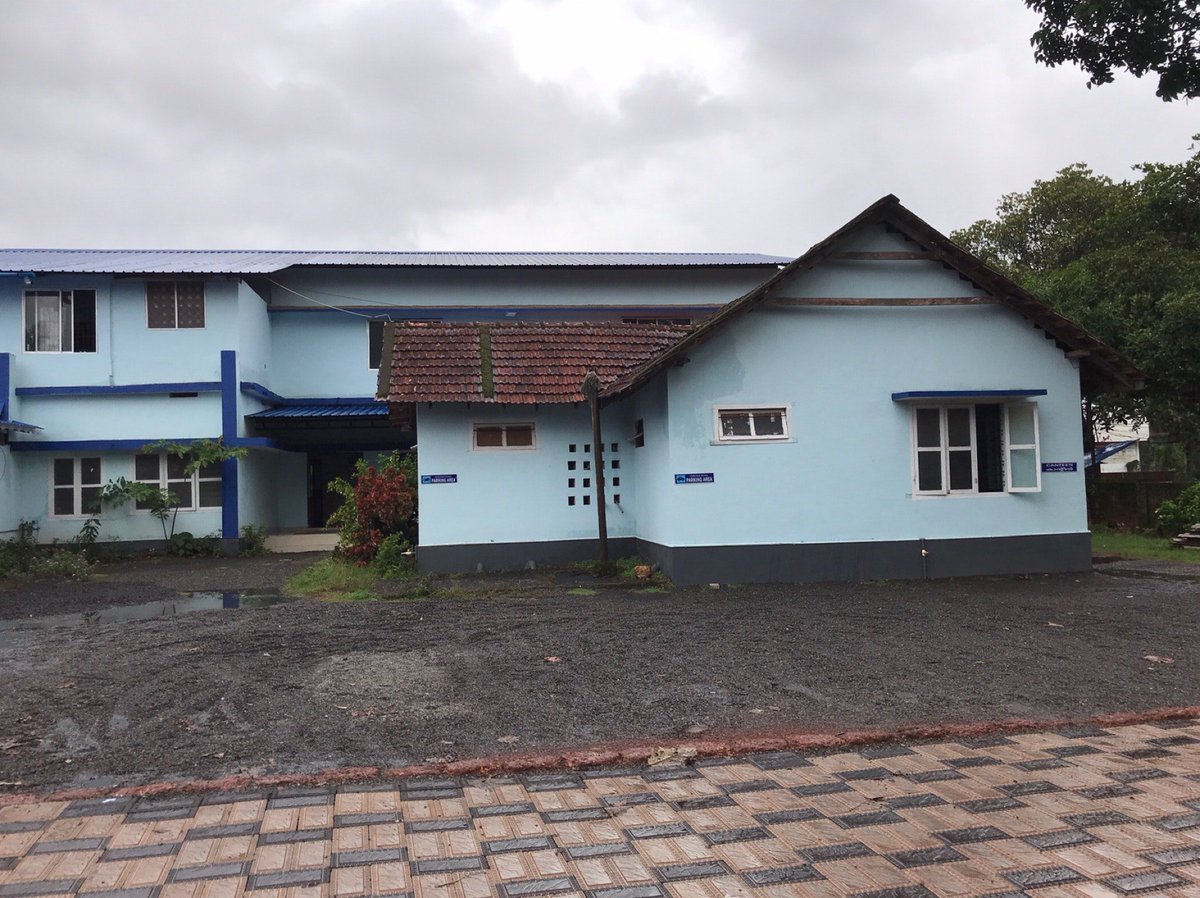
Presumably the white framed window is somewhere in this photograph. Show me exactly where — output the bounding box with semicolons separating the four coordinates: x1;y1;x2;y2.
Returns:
912;402;1040;496
134;453;222;509
472;423;536;450
146;281;206;329
24;290;98;353
50;457;102;517
714;406;789;443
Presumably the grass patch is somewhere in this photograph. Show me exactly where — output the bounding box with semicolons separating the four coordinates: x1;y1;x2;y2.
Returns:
1091;528;1200;564
284;558;380;600
565;555;673;588
567;587;599;596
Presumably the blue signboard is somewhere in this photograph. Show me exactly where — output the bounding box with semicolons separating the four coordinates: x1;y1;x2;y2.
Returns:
674;472;715;484
420;474;458;484
1041;462;1077;473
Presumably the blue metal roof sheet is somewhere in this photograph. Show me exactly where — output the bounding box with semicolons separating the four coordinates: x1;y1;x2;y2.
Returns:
248;403;388;419
0;249;791;275
0;419;41;433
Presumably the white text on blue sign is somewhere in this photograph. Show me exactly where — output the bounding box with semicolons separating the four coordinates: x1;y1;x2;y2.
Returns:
420;474;458;484
674;472;715;484
1041;462;1077;473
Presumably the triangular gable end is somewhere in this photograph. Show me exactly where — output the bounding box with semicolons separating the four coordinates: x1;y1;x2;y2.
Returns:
603;195;1143;401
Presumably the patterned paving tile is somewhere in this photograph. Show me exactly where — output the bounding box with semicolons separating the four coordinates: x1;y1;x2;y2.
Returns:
3;721;1200;897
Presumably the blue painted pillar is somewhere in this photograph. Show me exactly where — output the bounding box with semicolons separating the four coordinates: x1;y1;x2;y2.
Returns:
220;350;239;546
0;353;10;421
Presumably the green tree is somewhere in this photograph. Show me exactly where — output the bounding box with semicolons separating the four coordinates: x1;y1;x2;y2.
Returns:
952;140;1200;471
1025;0;1200;100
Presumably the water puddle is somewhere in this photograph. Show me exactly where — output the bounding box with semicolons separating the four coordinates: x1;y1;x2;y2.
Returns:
0;591;295;633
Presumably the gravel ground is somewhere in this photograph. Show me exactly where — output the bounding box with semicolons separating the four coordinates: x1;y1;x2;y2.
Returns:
0;554;312;620
1;561;1198;792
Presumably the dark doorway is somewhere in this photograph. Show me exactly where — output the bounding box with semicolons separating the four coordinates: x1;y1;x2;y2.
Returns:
307;452;362;528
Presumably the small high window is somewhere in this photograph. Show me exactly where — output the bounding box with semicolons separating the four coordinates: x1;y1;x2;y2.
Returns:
24;290;97;353
51;457;102;517
146;282;205;329
135;453;222;509
473;423;535;450
715;407;789;442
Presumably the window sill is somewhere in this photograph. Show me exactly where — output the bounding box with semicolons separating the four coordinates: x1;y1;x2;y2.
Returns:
909;491;1037;499
709;437;794;446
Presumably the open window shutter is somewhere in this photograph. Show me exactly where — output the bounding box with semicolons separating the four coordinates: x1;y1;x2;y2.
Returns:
1004;402;1041;492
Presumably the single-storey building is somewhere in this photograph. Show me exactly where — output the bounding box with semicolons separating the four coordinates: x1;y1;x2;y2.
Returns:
379;196;1141;584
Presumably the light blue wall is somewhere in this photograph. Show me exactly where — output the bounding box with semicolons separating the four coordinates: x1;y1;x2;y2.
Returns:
775;224;988;300
0;447;16;536
15;395;222;443
652;301;1085;547
237;283;273;393
623;376;671;545
274;452;309;529
416;403;635;548
238;450;280;531
270;313;377;398
12;452;222;544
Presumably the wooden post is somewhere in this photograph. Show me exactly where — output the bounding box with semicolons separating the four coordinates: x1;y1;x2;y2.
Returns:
581;371;608;562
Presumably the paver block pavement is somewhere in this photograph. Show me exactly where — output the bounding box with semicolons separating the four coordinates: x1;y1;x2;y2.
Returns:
4;721;1200;895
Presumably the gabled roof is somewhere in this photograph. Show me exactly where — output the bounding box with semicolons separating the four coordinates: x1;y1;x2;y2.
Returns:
0;249;789;275
603;195;1143;399
378;322;690;405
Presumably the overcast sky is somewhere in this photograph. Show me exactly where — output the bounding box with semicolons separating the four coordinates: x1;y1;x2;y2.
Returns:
0;0;1193;255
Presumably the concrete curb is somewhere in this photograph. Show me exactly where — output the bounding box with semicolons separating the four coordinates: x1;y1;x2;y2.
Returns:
2;704;1197;807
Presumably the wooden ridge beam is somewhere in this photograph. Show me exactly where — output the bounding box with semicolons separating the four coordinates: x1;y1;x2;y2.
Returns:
770;296;998;307
831;251;939;261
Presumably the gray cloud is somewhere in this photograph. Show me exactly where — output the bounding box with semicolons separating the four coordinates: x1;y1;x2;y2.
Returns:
0;0;1193;253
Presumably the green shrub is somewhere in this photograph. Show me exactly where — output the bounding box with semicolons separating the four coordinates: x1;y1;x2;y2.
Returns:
240;524;270;556
0;522;94;582
167;531;222;557
24;549;93;582
373;533;414;578
328;450;418;565
1156;483;1200;536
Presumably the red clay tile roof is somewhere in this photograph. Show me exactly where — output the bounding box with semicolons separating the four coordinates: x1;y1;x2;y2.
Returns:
378;321;690;404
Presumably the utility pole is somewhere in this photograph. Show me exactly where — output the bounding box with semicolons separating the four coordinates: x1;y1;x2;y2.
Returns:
580;370;608;562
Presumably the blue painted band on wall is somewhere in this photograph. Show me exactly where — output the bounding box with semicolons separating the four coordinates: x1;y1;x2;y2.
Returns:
890;389;1048;401
7;435;276;452
15;382;222;397
220;457;239;539
0;352;10;419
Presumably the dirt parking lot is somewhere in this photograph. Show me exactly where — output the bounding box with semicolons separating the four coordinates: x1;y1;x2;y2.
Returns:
1;561;1198;792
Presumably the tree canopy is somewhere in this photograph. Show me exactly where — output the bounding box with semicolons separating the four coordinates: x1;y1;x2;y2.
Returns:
952;141;1200;466
1025;0;1200;100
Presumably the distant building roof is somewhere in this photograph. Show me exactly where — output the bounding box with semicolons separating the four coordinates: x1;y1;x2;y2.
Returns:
0;249;790;275
378;321;689;405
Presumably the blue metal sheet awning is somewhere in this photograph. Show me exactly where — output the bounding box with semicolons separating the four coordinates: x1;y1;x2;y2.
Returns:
1087;439;1138;467
0;419;41;433
248;404;388;419
891;389;1048;401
